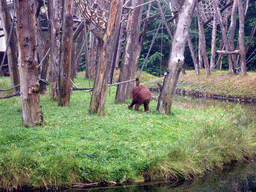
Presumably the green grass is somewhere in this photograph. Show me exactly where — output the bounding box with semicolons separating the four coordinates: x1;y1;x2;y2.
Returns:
0;73;256;190
146;70;256;98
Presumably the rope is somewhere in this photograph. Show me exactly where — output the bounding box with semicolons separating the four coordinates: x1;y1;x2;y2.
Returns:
123;0;156;9
0;84;20;91
108;79;136;87
0;92;20;99
137;17;163;79
246;47;256;64
70;79;92;93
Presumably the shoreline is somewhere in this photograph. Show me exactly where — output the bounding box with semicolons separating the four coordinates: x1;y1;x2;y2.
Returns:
149;87;256;103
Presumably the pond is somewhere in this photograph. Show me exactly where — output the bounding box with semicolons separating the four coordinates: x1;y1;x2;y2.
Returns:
172;94;256;118
71;158;256;192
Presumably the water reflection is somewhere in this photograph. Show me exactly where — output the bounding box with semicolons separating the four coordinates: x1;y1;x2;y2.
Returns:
173;95;256;118
78;162;256;191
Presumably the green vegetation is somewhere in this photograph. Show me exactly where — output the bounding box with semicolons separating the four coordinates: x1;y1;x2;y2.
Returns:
147;70;256;99
0;73;256;190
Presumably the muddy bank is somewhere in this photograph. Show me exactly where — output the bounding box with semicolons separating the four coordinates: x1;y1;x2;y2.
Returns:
149;87;256;103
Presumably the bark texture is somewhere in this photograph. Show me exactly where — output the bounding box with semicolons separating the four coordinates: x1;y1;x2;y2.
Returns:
213;0;235;74
237;0;246;76
197;3;210;76
14;0;43;126
0;0;19;92
89;0;123;115
48;0;61;100
58;0;73;106
157;0;196;114
115;0;143;103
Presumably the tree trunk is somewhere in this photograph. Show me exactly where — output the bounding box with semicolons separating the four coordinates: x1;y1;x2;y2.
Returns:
14;0;43;126
210;14;217;71
71;22;85;80
198;38;203;69
228;0;238;68
0;0;19;92
58;0;73;106
157;0;196;114
245;19;256;53
197;2;210;76
89;0;123;115
114;21;125;70
37;17;50;94
48;0;61;100
237;0;246;76
115;0;143;103
216;39;224;70
213;0;235;74
169;0;198;75
87;24;99;80
187;34;199;74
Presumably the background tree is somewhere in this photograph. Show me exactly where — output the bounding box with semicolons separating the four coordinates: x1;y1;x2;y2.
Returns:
0;0;19;92
14;0;43;126
58;0;73;106
48;0;61;100
115;0;144;103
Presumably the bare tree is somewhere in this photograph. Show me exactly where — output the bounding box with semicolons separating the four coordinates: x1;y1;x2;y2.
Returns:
197;2;210;76
115;0;144;103
210;14;217;71
14;0;43;126
89;0;123;115
157;0;197;114
213;0;235;74
0;0;19;92
237;0;246;76
48;0;61;100
58;0;73;106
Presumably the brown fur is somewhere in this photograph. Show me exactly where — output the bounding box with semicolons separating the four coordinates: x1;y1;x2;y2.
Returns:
128;78;151;112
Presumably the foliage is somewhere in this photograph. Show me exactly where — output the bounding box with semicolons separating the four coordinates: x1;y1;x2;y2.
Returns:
0;74;256;190
138;1;256;75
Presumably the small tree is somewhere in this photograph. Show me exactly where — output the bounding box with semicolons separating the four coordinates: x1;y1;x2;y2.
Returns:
14;0;43;126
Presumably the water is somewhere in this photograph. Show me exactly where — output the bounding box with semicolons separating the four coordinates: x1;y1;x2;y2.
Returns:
66;162;256;191
172;95;256;118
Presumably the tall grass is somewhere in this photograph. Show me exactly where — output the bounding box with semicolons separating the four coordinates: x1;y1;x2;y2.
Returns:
0;74;255;190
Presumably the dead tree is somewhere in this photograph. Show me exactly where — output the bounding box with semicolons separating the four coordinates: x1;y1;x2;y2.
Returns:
197;2;210;76
213;0;235;74
48;0;61;100
89;0;124;115
58;0;73;106
0;0;19;92
237;0;246;76
157;0;197;114
115;0;144;103
14;0;43;126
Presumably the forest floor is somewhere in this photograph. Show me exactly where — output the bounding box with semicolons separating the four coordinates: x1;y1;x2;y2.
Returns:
0;71;256;191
